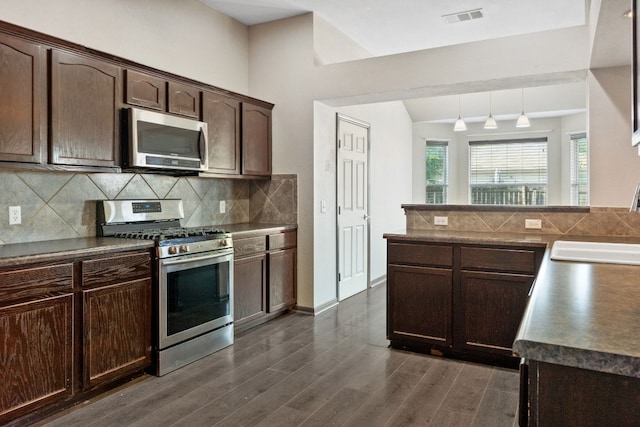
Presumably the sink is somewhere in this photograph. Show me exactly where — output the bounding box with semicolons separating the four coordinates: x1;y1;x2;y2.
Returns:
550;240;640;265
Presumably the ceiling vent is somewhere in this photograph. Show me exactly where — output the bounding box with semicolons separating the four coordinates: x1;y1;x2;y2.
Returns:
442;8;484;24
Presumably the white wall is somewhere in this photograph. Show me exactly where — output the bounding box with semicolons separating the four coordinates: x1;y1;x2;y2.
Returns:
589;66;640;207
1;0;250;94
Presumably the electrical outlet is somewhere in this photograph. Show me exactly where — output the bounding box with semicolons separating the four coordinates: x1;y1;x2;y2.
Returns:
525;219;542;229
219;200;226;214
434;216;448;226
9;206;21;225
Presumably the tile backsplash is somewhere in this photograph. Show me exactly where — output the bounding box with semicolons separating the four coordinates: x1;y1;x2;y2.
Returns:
0;171;297;245
406;207;640;237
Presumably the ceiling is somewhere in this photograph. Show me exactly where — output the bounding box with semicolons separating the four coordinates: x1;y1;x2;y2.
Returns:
198;0;587;56
198;0;631;124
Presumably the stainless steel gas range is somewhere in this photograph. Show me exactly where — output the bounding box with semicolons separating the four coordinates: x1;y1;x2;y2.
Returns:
97;199;233;376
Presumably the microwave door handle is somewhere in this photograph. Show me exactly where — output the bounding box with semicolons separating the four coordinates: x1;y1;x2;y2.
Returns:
199;128;207;168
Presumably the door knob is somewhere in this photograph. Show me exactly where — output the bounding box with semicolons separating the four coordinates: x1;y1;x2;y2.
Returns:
363;214;371;220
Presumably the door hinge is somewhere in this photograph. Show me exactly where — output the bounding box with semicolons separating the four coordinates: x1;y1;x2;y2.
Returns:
338;206;341;215
338;139;341;148
338;273;341;282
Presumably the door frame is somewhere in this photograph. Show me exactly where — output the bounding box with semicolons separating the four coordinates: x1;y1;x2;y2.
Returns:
335;113;371;301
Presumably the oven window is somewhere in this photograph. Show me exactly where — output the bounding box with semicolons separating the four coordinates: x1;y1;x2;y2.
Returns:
166;261;230;336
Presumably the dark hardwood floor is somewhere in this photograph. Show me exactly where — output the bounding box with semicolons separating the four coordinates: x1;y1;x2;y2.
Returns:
39;283;520;427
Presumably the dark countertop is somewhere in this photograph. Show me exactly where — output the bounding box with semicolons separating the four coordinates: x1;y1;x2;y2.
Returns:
385;228;640;378
0;223;297;268
0;237;155;268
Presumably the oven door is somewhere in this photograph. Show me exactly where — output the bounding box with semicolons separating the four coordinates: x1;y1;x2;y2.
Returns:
158;250;233;349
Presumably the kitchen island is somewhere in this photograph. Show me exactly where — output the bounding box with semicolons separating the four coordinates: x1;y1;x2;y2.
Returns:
385;228;640;426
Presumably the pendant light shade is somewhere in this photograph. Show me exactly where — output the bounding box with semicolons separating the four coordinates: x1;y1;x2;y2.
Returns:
484;91;497;129
516;88;531;128
453;95;467;132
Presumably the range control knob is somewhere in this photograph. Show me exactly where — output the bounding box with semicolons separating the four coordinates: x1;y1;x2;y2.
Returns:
179;244;190;253
219;239;227;247
168;246;178;255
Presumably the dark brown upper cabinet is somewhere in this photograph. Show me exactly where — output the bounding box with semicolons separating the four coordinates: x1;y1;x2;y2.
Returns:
124;69;166;111
0;33;47;164
168;81;200;118
242;102;272;176
201;91;241;175
50;50;122;168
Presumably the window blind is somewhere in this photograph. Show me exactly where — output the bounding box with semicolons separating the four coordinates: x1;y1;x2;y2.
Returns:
469;137;548;205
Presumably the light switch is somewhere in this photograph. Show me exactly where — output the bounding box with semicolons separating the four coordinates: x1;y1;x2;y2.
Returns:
219;200;226;213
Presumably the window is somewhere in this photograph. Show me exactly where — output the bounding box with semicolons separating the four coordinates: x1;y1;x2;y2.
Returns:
469;138;548;205
570;132;588;206
425;140;448;204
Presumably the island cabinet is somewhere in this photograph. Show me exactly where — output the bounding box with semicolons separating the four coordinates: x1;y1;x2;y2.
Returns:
0;32;47;164
233;229;296;333
386;237;544;367
526;361;640;426
0;262;74;425
0;247;152;426
458;246;539;358
50;50;122;168
387;242;453;347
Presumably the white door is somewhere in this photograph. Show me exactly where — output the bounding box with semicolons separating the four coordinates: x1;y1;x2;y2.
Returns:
337;114;369;301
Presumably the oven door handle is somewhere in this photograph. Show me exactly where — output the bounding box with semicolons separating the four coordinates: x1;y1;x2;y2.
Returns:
160;251;232;266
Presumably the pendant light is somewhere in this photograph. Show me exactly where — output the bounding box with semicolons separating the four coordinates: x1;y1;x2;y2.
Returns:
484;91;497;129
516;88;531;128
453;95;467;132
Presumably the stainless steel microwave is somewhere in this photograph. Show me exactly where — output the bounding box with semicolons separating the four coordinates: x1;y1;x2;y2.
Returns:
125;107;208;172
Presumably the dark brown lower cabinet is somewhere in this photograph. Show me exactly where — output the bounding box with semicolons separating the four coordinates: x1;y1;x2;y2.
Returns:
387;264;452;347
268;247;296;313
0;248;152;425
233;229;296;333
82;278;151;390
234;253;267;326
459;271;533;356
386;238;544;366
0;295;73;424
526;360;640;426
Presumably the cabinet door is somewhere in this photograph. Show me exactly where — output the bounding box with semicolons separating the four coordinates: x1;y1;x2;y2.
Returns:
124;69;166;111
234;253;266;327
82;278;151;390
268;248;296;313
51;50;121;167
0;295;73;424
242;102;272;176
459;271;532;355
202;91;241;175
0;33;47;164
387;264;453;347
168;81;200;118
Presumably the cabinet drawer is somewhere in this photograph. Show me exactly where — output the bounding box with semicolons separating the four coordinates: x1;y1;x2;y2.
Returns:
234;236;267;257
82;252;151;288
461;246;536;273
387;242;453;267
268;231;297;250
0;263;73;304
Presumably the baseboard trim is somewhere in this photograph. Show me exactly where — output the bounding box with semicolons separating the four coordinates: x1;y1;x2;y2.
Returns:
294;298;339;316
370;275;386;288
